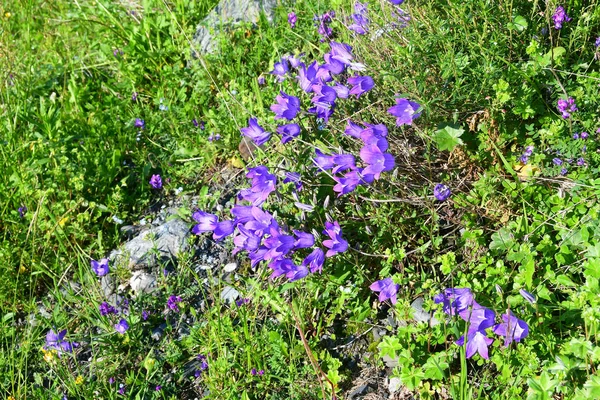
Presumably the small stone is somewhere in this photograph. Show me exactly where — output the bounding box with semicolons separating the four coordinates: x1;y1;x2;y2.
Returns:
348;384;370;399
388;377;402;394
223;262;237;273
411;297;439;326
152;323;167;341
382;354;399;368
130;271;157;294
220;286;240;304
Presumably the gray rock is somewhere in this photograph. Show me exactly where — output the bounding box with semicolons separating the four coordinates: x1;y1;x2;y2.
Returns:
129;271;157;295
223;262;237;273
220;286;240;304
382;354;399;368
388;377;402;394
110;218;190;271
152;323;167;341
101;274;116;298
411;297;439;326
348;384;371;399
192;0;277;55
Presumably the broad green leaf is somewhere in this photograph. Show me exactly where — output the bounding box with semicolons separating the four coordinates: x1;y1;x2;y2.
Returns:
433;125;464;151
490;228;516;252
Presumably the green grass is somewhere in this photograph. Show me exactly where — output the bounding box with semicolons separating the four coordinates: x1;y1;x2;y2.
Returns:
3;0;600;398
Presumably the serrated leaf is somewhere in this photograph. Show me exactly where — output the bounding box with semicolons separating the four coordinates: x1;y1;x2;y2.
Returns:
433;125;464;151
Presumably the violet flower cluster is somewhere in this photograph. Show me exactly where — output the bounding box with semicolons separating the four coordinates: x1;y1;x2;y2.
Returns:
348;2;369;35
557;97;577;119
314;11;335;41
519;145;534;164
434;288;529;359
552;6;571;30
192;166;348;282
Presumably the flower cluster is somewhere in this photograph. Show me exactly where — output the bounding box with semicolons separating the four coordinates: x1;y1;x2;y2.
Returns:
348;2;369;35
314;11;335;41
433;184;451;201
192;166;348;282
519;145;534;164
434;288;529;359
557;97;577;119
149;174;162;189
288;12;296;29
552;6;571;30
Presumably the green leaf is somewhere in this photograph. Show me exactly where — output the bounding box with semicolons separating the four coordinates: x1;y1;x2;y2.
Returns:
490;228;516;252
433;125;464;151
422;354;449;380
378;336;402;360
511;15;528;32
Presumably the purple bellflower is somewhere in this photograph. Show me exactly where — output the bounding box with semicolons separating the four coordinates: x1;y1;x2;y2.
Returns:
388;98;421;126
297;61;320;92
241;118;271;146
369;278;400;304
114;319;129;334
302;248;325;273
347;75;374;97
271;59;289;82
493;311;529;347
360;145;395;179
271;92;301;120
167;295;182;312
456;330;494;359
134;118;145;129
239;166;277;206
322;221;348;257
91;258;110;277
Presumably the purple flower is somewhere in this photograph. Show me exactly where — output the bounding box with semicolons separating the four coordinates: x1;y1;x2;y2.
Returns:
251;368;258;376
434;288;474;316
332;154;356;174
519;289;536;304
331;82;350;99
131;92;138;101
560;167;568;176
192;211;218;234
333;170;362;196
18;205;27;218
45;329;75;354
149;174;162;189
458;301;496;332
239;166;277;206
241;118;271;146
523;145;534;157
293;230;315;249
313;149;335;171
360;145;395;179
155;385;162;391
577;157;585;166
456;330;494;359
91;258;110;277
134;118;145;129
322;221;348;257
235;298;250;307
99;302;117;316
557;97;577;118
581;131;589;139
114;319;129;334
142;310;149;320
109;377;115;384
347;75;374;97
271;92;301;120
596;37;600;47
349;13;369;35
433;184;451;201
302;248;325;273
552;6;571;30
345;121;363;138
388;98;421;126
118;384;126;395
213;220;235;241
553;158;563;166
283;172;303;191
297;61;319;92
288;12;297;28
258;76;266;85
389;0;405;4
271;59;289;82
167;295;182;312
369;278;400;304
493;311;529;347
